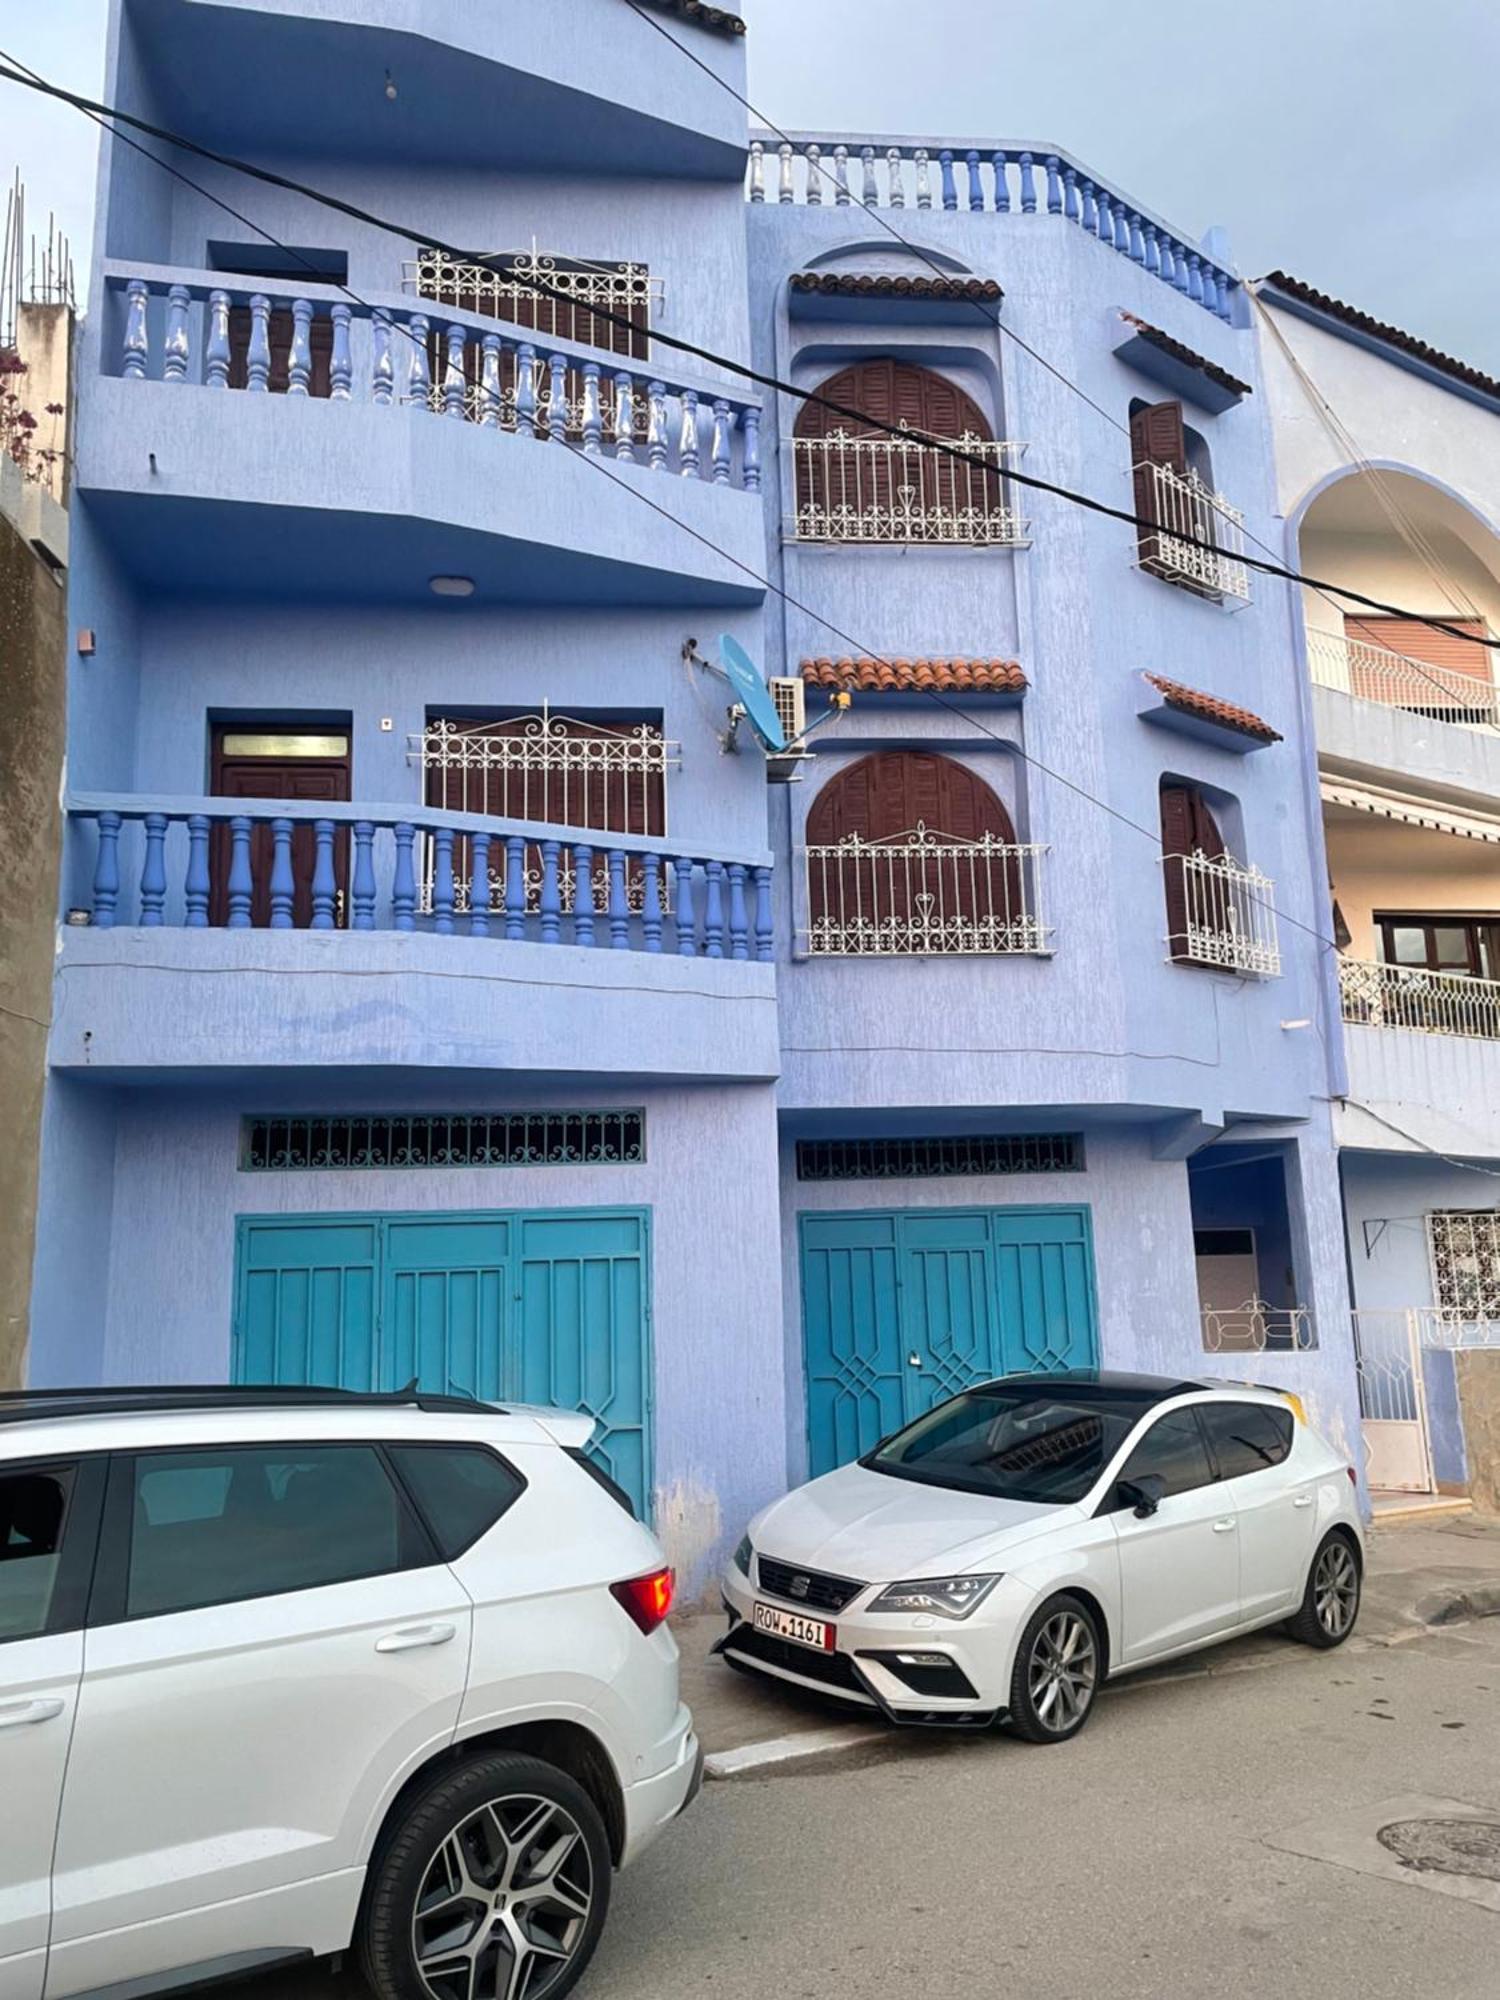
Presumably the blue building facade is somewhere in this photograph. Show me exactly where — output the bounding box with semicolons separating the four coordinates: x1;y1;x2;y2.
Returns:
32;0;1363;1592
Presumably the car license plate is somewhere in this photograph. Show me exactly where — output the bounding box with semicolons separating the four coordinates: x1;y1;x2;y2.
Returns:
753;1601;834;1652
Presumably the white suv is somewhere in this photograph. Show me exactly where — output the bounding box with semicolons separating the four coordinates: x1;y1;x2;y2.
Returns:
0;1386;700;2000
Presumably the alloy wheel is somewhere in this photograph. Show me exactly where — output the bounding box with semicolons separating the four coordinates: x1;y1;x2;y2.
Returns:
410;1793;594;2000
1028;1609;1098;1733
1314;1540;1359;1638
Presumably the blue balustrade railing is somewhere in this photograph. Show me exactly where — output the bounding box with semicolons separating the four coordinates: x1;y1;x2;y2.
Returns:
747;134;1237;322
107;266;763;491
70;796;775;963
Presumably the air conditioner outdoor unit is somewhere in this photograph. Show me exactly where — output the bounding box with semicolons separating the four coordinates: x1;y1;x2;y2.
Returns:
769;676;807;745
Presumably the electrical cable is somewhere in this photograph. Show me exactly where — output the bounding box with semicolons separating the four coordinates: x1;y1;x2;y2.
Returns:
1;51;1495;649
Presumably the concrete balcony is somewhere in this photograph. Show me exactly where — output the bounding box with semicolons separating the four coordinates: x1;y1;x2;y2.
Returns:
123;0;748;179
80;268;765;607
52;794;778;1084
1338;959;1500;1158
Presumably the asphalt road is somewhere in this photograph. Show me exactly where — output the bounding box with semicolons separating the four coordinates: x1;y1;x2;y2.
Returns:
254;1614;1500;2000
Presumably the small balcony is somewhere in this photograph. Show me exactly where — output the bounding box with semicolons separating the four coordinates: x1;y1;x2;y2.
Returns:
54;795;778;1083
1339;957;1500;1040
1308;629;1498;732
1134;461;1250;602
1200;1299;1316;1354
1165;851;1281;975
792;431;1027;546
803;826;1050;956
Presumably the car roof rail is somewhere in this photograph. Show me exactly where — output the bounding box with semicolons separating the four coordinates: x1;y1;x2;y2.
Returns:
0;1384;500;1427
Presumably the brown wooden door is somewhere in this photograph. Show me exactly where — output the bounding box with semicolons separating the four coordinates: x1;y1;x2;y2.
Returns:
1160;781;1225;961
807;751;1020;946
210;730;351;927
795;360;999;531
1130;399;1188;570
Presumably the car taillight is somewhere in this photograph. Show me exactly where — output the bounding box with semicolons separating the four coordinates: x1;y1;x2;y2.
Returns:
611;1567;674;1635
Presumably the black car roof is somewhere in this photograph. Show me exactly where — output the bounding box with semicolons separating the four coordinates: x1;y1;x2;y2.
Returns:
972;1369;1233;1403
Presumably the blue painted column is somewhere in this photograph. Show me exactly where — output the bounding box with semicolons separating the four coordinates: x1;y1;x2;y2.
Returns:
227;818;253;929
371;314;394;405
139;814;168;925
607;850;629;949
245;295;272;392
184;814;210;927
939;149;957;211
614;373;636;461
679;390;700;478
727;863;749;961
703;861;726;959
642;853;663;953
311;820;337;929
674;856;696;955
352;822;377;928
432;826;456;933
539;840;562;942
581;363;603;455
205;291;231;388
516;342;538;436
287;299;313;396
121;280;149;379
742;407;761;492
92;812;121;926
469;831;492;937
548;354;569;444
163;286;191;383
505;836;527;940
406;313;431;409
572;843;595;946
392;824;416;931
753;866;774;963
269;820;295;928
329;305;352;400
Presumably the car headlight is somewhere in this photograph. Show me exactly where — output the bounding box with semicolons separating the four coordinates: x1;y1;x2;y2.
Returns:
867;1574;1000;1620
731;1534;755;1579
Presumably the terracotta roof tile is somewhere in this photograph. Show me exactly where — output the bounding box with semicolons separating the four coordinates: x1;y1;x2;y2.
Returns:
1144;673;1281;742
790;272;1003;302
801;657;1027;694
1118;312;1252;398
1259;272;1500;404
632;0;746;36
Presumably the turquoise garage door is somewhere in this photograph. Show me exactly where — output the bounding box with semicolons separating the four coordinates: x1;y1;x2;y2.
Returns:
800;1206;1098;1477
234;1208;652;1514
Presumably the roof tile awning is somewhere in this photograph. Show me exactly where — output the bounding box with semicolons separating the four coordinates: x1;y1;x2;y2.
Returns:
1113;311;1252;414
790;272;1003;302
802;657;1027;695
1321;777;1500;845
1259;272;1500;408
1141;673;1281;747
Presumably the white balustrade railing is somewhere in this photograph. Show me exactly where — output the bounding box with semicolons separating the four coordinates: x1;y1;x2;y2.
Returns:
1306;629;1498;730
793;431;1027;545
1134;460;1250;601
1166;851;1281;975
746;136;1237;323
1200;1299;1316;1353
1339;958;1500;1041
110;270;762;491
804;826;1049;956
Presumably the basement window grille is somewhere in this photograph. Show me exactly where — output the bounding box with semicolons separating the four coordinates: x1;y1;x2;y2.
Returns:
241;1111;646;1173
795;1134;1083;1182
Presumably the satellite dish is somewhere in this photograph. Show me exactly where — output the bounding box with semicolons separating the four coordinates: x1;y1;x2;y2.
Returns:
716;633;788;754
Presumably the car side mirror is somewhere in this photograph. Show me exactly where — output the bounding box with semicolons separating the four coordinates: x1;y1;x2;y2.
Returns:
1118;1474;1166;1518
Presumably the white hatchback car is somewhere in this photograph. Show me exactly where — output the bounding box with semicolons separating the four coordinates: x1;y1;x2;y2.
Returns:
0;1385;700;2000
721;1370;1363;1741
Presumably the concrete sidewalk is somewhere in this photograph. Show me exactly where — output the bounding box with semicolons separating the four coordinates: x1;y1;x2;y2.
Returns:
676;1510;1500;1769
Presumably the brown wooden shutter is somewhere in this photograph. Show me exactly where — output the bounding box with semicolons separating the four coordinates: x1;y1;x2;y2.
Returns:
227;308;334;397
1161;782;1224;962
1130;400;1188;571
795;360;995;530
1343;614;1492;691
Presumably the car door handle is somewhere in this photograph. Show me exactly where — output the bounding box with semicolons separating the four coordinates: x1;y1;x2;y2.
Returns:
1212;1518;1237;1534
375;1623;458;1654
1293;1495;1314;1509
0;1699;66;1731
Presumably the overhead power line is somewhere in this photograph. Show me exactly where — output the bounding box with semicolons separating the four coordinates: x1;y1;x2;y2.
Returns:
0;54;1495;651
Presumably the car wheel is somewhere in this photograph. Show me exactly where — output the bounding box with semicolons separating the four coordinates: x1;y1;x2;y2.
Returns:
1286;1531;1362;1648
359;1751;612;2000
1005;1593;1103;1744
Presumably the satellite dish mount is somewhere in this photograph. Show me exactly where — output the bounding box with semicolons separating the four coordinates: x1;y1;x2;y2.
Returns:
682;635;789;758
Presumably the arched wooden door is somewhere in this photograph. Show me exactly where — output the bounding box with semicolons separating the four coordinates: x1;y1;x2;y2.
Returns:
1160;781;1226;962
794;359;1000;540
805;751;1026;953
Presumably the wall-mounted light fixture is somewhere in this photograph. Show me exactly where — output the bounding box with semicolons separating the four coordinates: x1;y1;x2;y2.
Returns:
429;575;475;598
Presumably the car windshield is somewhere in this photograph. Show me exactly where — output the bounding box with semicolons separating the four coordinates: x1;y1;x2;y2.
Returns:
864;1385;1153;1503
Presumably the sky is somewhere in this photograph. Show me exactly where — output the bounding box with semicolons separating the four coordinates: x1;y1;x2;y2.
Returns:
4;0;1498;370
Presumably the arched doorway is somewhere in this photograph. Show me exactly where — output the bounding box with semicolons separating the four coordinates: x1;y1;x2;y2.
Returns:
793;359;1009;542
805;750;1033;953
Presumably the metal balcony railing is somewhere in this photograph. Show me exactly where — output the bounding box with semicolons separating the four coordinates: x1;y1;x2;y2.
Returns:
1134;460;1250;601
1166;851;1281;975
804;825;1049;956
1339;958;1500;1041
1306;630;1499;731
1200;1299;1316;1353
792;430;1027;546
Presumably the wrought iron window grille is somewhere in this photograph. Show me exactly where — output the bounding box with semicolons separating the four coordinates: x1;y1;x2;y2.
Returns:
795;1134;1083;1181
240;1111;646;1172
